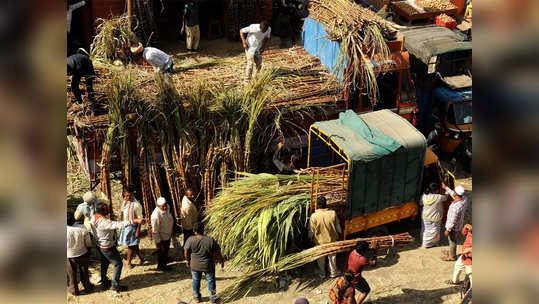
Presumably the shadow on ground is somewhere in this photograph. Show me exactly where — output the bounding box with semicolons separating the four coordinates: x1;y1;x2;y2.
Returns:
118;262;192;291
370;287;459;304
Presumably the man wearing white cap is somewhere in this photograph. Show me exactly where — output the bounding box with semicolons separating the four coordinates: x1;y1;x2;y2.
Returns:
442;183;468;261
151;197;174;271
130;42;174;74
75;191;97;233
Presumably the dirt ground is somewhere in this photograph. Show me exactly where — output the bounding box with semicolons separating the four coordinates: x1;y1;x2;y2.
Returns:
66;156;472;304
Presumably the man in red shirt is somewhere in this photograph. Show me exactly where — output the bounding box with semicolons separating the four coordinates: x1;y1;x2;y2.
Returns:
346;241;376;304
447;224;472;286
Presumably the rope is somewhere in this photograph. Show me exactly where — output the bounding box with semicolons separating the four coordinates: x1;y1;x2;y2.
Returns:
386;235;395;255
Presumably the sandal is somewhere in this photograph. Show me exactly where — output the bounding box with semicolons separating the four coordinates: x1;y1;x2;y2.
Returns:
446;280;460;285
441;256;457;261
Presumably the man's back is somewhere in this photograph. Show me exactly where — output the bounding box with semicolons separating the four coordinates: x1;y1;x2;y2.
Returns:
67;54;95;77
241;24;271;54
309;209;339;245
420;193;446;222
181;196;199;230
142;47;171;71
184;2;199;27
67;225;91;258
185;235;220;272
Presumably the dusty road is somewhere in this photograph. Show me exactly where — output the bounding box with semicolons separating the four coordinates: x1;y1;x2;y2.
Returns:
66;233;469;304
67;178;471;304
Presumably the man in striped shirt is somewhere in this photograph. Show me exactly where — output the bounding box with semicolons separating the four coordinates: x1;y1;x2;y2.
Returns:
442;183;468;261
91;201;145;291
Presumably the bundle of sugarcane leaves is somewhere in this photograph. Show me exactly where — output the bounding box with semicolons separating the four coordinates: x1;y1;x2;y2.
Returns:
218;233;414;302
205;172;326;273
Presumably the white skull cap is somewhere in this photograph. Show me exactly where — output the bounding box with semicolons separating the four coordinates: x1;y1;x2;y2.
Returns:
157;197;166;206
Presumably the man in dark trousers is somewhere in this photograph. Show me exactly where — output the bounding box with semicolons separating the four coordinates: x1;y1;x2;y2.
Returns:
184;222;224;303
67;212;94;296
91;201;145;292
346;241;376;304
67;53;96;112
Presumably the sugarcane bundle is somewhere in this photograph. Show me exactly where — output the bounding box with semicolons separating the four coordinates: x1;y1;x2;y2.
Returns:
90;15;139;63
74;63;328;221
205;172;319;272
218;232;414;301
309;0;399;99
69;47;340;112
100;69;139;217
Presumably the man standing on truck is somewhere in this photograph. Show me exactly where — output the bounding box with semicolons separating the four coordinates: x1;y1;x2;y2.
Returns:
273;141;301;174
130;42;174;74
309;196;341;278
442;183;468;261
240;21;271;85
67;53;96;113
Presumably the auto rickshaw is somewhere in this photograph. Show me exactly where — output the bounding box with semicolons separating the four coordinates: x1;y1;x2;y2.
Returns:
432;87;472;170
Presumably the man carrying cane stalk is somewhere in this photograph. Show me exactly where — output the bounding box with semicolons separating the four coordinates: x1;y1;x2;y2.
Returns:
346;241;376;304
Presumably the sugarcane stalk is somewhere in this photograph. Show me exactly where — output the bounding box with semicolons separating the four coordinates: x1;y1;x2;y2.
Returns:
218;232;414;301
100;123;117;219
137;140;153;240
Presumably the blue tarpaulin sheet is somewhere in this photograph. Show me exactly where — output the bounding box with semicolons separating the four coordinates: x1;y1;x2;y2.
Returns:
433;87;472;103
302;18;343;81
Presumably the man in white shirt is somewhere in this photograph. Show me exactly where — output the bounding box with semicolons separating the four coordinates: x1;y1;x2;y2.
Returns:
239;21;271;85
151;197;174;271
67;212;94;296
130;42;174;74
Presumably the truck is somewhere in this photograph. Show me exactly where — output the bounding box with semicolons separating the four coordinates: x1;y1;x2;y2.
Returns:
306;109;427;238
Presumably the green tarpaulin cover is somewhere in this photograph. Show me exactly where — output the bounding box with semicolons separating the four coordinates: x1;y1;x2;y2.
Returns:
313;110;402;162
311;110;426;218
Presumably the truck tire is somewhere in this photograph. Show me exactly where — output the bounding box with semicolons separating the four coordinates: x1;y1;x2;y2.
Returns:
365;225;389;237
